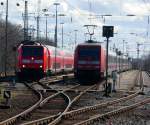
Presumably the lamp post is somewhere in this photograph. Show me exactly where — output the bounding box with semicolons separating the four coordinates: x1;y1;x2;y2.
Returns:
58;14;65;47
45;13;49;42
118;50;122;88
137;43;143;70
16;1;29;41
54;3;60;47
42;9;49;42
4;0;8;76
0;1;21;76
60;22;64;71
74;29;78;48
16;0;29;41
115;48;118;71
1;0;9;76
54;2;60;74
122;40;125;70
60;22;64;48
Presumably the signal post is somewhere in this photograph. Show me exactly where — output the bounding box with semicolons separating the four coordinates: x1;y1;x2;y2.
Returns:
102;26;114;97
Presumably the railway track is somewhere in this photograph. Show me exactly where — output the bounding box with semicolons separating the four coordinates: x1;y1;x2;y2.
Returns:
59;71;150;125
40;73;74;86
0;82;42;125
20;84;97;125
1;71;146;125
0;75;80;125
74;98;150;125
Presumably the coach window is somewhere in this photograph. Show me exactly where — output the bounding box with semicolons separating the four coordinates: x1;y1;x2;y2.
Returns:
53;63;61;69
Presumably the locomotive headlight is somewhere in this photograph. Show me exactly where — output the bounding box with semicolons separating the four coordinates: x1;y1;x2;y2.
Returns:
22;65;26;68
40;65;43;68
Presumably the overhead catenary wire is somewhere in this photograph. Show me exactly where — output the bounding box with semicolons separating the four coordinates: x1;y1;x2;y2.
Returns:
142;0;150;11
61;0;101;26
140;0;150;40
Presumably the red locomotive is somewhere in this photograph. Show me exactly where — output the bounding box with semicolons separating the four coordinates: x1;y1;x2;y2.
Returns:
17;41;74;80
74;41;130;83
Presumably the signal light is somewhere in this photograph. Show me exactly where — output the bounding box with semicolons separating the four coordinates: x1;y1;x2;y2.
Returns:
40;65;42;68
1;2;4;5
102;26;114;38
22;65;26;68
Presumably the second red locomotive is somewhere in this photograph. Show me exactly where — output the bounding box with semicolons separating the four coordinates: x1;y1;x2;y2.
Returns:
74;42;105;81
74;41;130;83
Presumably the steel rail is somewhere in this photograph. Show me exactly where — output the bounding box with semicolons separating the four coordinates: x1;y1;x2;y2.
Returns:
48;85;96;125
22;92;71;125
0;74;75;125
63;88;141;119
40;74;74;85
40;84;80;107
70;71;146;125
63;71;143;118
0;82;43;125
20;85;80;125
74;98;150;125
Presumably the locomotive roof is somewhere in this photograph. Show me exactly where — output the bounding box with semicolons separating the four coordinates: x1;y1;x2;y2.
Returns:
77;42;102;46
20;42;72;53
19;43;73;57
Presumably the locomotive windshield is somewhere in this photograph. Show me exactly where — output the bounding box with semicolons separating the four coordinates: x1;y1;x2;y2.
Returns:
78;48;99;60
22;46;43;57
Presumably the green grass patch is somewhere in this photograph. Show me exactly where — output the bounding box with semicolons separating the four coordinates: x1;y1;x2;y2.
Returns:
0;87;5;103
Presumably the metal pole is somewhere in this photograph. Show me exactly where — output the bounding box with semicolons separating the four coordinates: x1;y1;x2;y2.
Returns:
54;3;60;74
122;40;125;70
42;9;48;42
4;0;8;76
74;30;78;47
55;4;57;74
46;15;47;42
60;23;64;48
37;0;41;41
119;54;121;87
24;0;28;41
105;37;109;96
123;40;125;55
55;4;59;47
60;23;64;71
137;43;140;70
116;52;118;70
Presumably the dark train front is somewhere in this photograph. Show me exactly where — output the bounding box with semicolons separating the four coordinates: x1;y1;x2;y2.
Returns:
17;42;45;80
74;43;106;83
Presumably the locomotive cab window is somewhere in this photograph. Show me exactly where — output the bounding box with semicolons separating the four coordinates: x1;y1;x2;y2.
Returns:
78;48;99;60
22;46;43;57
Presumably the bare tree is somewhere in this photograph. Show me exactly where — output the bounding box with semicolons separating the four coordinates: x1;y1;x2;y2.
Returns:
0;19;23;74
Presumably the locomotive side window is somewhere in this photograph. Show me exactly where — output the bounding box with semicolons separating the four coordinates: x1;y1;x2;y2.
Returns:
65;64;72;68
22;46;43;57
78;48;99;60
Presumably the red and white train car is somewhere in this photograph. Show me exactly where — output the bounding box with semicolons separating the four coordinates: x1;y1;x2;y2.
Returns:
74;42;130;83
17;42;73;80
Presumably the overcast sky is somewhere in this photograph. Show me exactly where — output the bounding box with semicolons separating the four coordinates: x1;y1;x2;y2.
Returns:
0;0;150;58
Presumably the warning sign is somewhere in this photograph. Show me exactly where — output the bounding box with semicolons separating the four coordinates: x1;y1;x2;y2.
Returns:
3;90;11;99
